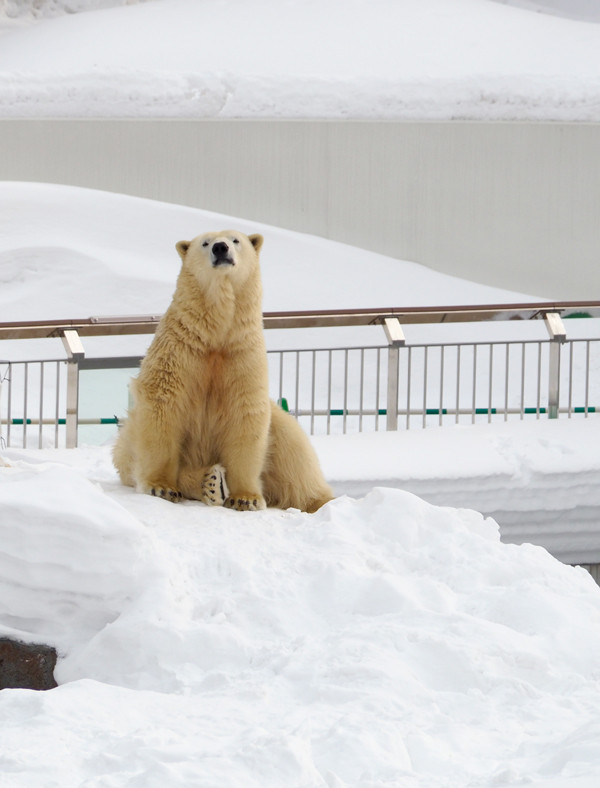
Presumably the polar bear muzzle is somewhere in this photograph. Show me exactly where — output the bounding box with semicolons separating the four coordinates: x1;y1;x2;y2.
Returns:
211;241;235;267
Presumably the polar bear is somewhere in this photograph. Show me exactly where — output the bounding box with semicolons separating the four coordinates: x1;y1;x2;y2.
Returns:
113;230;333;513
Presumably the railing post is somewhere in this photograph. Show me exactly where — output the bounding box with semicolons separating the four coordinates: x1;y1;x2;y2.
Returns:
544;312;566;419
383;318;405;430
61;330;85;448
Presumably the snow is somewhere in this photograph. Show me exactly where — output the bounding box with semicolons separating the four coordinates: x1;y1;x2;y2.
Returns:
0;182;536;321
0;180;542;362
494;0;600;23
3;443;600;787
1;182;600;785
1;0;600;119
315;417;600;564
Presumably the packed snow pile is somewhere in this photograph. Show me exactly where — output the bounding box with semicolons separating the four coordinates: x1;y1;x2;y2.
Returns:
1;0;600;119
316;417;600;565
2;0;153;20
2;446;600;786
0;462;158;653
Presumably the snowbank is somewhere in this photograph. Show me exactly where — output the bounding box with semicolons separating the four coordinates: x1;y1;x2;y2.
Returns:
3;0;152;19
316;417;600;564
5;0;600;24
0;181;536;321
1;0;600;119
0;461;161;653
0;181;540;360
2;446;600;785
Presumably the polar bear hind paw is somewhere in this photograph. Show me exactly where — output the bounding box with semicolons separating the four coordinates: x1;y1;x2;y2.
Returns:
201;464;229;506
225;493;266;511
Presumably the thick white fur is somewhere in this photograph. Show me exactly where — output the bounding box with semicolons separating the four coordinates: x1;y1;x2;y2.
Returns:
113;230;333;513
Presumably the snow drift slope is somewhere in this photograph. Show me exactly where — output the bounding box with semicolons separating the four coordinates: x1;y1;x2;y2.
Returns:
316;418;600;565
0;182;535;323
1;0;600;119
0;180;537;363
2;449;600;785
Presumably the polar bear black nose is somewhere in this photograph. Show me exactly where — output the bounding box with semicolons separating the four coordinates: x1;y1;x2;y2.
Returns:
212;241;229;258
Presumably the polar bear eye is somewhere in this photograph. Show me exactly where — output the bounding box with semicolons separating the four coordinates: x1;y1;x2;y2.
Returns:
232;238;240;244
202;241;209;247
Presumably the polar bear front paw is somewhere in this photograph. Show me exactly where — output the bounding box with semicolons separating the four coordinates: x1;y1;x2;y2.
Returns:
201;464;229;506
224;493;266;511
148;484;183;503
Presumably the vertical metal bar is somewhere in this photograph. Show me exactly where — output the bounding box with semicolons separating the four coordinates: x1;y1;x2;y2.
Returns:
536;342;542;418
472;345;478;424
6;363;12;447
343;349;349;434
310;350;316;435
504;344;510;421
544;313;566;420
548;341;561;419
585;341;590;417
520;343;526;420
406;347;412;430
386;344;399;431
278;351;284;408
65;360;79;448
422;346;428;429
39;362;44;449
455;345;461;424
439;346;445;426
375;348;381;431
488;344;494;423
567;342;574;418
23;362;28;448
62;330;84;447
0;366;4;449
327;349;332;435
294;351;300;420
55;361;61;448
359;348;365;432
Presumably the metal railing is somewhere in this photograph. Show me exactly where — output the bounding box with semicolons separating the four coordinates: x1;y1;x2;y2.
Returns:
1;302;599;449
270;336;598;434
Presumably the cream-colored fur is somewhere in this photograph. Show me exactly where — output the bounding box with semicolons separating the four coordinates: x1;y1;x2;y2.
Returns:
113;230;333;513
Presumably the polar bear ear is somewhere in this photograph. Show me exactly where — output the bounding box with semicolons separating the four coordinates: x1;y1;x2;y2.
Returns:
176;240;190;260
249;234;264;254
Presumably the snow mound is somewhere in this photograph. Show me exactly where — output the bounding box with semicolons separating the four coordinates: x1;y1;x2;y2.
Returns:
0;460;162;653
2;452;600;784
1;0;600;119
3;0;153;20
0;181;536;362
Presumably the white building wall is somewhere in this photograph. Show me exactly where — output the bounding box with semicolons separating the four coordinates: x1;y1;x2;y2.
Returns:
1;119;598;299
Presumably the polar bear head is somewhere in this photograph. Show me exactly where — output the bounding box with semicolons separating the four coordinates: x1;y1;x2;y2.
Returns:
176;230;264;290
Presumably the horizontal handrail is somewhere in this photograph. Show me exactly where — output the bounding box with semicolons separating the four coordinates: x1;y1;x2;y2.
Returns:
1;301;599;340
